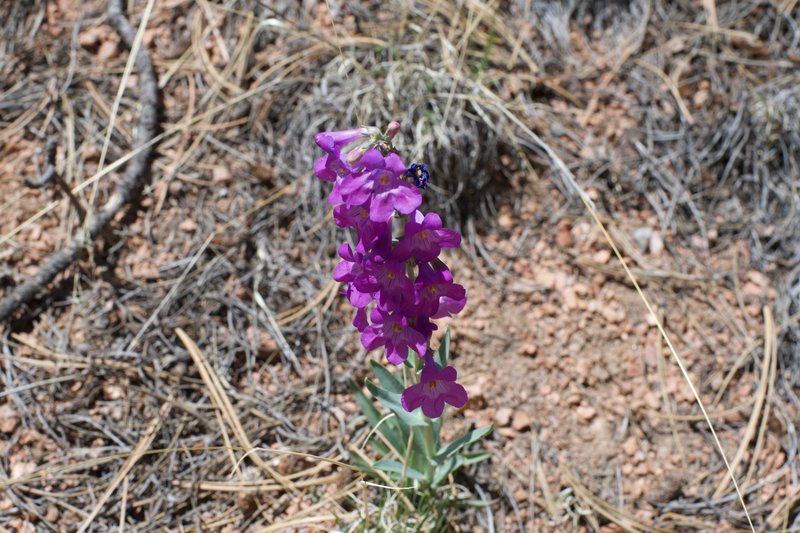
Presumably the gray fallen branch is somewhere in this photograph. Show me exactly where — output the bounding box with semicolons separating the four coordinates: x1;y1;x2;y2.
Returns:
23;136;58;189
0;0;159;322
23;136;87;219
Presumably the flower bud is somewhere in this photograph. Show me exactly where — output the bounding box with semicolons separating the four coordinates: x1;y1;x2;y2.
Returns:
345;145;369;165
385;120;401;140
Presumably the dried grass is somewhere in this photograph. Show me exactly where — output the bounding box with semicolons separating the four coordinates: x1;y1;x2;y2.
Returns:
1;0;800;530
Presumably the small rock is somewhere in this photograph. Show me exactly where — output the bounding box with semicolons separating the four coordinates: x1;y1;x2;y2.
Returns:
511;411;532;431
741;282;764;298
649;231;664;256
103;384;125;401
600;303;626;324
0;404;20;433
497;427;516;439
464;383;487;409
576;405;596;423
517;342;538;357
563;288;579;310
498;212;513;230
746;270;768;287
9;520;35;533
78;28;102;49
168;180;183;195
555;227;573;248
533;268;557;290
97;39;119;61
212;166;233;184
246;326;278;355
494;407;513;427
622;436;638;456
513;489;528;503
10;461;36;479
178;218;198;232
592;249;611;264
632;227;651;252
45;505;59;522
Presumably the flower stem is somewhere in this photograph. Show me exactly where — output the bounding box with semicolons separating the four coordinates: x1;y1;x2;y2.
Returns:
422;417;437;485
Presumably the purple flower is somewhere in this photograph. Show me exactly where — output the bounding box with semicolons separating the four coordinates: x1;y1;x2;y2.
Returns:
361;308;427;364
431;294;467;319
355;257;414;310
333;201;391;253
338;152;422;222
315;127;373;153
313;128;373;182
407;314;437;342
333;148;387;204
313;122;470;418
401;363;468;418
414;262;467;317
393;211;461;262
314;153;346;182
332;244;373;309
353;307;369;332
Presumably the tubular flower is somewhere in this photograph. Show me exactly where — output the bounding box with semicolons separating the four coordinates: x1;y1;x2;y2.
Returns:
313;127;376;182
314;123;468;417
401;363;468;418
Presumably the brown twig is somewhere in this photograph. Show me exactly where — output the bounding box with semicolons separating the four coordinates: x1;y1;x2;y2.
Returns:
0;0;159;322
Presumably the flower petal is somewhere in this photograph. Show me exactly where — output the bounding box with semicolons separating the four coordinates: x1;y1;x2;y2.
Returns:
443;382;468;409
422;396;446;418
401;383;425;412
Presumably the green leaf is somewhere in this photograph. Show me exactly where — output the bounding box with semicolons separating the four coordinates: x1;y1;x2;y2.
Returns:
369;361;405;394
431;451;492;488
373;459;426;482
435;425;493;461
349;380;383;427
430;416;442;449
459;450;492;466
350;380;405;455
410;426;435;475
434;329;451;367
350;453;379;477
365;379;427;427
456;499;492;508
432;455;463;487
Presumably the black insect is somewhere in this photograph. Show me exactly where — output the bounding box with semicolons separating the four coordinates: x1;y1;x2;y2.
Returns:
406;163;431;189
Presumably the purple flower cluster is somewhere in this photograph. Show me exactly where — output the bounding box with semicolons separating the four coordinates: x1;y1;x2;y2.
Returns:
314;123;468;418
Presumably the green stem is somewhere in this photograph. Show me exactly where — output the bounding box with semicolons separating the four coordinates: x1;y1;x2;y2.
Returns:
422;417;436;485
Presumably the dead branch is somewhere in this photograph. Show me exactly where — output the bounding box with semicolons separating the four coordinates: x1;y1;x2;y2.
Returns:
23;136;87;219
0;0;160;322
23;136;57;189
